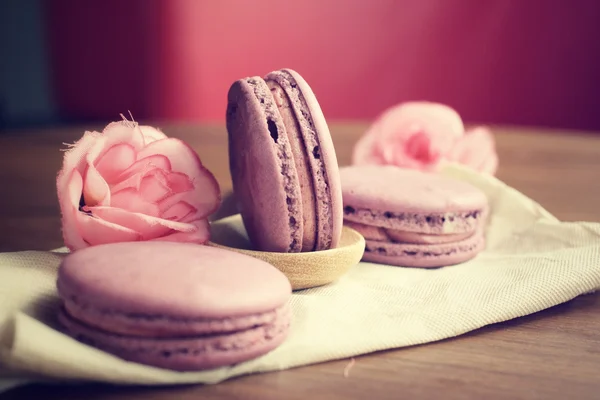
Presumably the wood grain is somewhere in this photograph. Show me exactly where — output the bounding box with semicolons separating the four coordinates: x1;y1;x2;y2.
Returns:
1;123;599;399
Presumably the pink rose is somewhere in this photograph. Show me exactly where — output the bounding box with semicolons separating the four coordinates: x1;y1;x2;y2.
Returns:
352;102;498;174
56;120;221;251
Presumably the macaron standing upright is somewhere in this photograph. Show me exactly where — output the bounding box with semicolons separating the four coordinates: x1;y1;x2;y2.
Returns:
226;69;343;253
340;165;488;268
56;241;292;371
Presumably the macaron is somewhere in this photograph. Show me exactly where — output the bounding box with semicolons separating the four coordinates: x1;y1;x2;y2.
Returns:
340;165;488;268
56;241;292;371
226;68;343;253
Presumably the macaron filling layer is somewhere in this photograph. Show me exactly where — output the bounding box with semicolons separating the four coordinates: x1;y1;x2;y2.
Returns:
363;234;482;257
61;295;289;337
362;233;484;268
345;221;475;245
342;205;483;235
266;70;335;251
245;77;303;252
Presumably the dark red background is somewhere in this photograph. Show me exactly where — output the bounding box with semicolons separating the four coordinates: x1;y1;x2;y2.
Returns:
45;0;600;130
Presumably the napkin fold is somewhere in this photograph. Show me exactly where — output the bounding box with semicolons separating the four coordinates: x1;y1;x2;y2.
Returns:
1;165;599;390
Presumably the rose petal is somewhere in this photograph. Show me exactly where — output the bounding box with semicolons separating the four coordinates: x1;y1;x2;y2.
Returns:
139;125;168;144
83;165;110;207
158;192;207;218
57;169;88;250
111;168;170;200
136;138;221;218
111;188;160;217
84;121;147;171
149;218;210;244
157;192;188;214
102;121;146;150
353;102;466;170
59;131;101;176
352;132;385;165
94;143;136;184
378;102;464;146
117;154;172;182
388;133;442;171
56;132;100;250
166;172;194;193
136;138;199;174
448;127;498;175
478;154;499;175
110;173;141;194
76;212;141;245
404;132;434;162
87;206;196;232
161;201;196;222
139;171;172;203
85;206;196;240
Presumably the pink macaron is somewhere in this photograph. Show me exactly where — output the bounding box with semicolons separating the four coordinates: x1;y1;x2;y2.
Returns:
340;165;488;268
226;69;343;253
56;241;292;371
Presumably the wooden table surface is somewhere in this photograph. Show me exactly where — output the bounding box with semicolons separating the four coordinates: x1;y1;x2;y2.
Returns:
1;123;600;399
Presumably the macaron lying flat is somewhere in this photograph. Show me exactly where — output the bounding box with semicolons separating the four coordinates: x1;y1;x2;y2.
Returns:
340;165;488;267
226;68;343;253
56;242;292;371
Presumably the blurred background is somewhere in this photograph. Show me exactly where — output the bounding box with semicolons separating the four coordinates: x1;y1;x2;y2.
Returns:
1;0;600;132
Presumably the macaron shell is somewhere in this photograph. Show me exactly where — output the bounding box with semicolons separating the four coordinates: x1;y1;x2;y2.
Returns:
341;165;487;213
362;231;485;268
58;306;291;371
343;207;485;235
341;165;488;234
57;242;292;320
266;69;344;250
288;68;344;249
345;220;475;244
227;78;303;252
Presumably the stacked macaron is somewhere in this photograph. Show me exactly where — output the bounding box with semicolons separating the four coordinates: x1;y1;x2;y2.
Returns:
226;69;343;253
340;165;488;268
56;242;292;371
